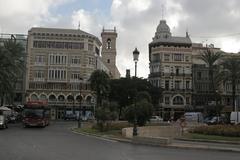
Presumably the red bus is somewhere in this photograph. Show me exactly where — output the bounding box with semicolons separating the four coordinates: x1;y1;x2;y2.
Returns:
22;101;50;127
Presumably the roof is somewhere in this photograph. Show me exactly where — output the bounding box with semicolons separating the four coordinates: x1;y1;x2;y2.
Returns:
28;27;102;45
151;36;192;45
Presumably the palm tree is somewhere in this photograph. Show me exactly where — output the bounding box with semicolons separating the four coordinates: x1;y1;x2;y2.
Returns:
199;49;223;93
220;57;240;111
89;70;110;108
0;40;24;105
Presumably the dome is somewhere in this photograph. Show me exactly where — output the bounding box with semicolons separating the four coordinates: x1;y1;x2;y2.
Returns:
154;20;171;39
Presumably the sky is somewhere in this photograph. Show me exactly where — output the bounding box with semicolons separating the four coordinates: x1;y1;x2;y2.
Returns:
1;0;240;78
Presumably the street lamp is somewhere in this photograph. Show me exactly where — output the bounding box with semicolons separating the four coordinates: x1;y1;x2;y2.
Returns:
133;48;140;77
78;84;82;128
132;48;140;136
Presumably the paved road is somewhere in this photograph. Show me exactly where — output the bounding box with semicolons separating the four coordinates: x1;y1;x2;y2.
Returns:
0;121;239;160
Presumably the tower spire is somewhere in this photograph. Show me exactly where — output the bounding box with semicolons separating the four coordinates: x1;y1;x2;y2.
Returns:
161;4;165;20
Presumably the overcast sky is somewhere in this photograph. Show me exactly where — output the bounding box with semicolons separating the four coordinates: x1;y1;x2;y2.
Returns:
1;0;240;78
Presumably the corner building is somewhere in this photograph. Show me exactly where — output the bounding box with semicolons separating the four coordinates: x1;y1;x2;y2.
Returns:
149;20;192;120
26;27;118;120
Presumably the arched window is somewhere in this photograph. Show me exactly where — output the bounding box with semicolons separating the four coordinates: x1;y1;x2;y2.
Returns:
86;96;92;104
31;94;38;100
49;95;56;101
58;95;65;101
173;96;184;105
107;38;111;49
67;95;74;102
76;95;83;102
39;94;47;100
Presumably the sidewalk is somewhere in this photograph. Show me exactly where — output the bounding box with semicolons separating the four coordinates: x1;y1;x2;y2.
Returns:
71;128;240;153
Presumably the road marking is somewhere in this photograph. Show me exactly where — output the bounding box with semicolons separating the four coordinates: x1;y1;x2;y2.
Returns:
71;129;118;143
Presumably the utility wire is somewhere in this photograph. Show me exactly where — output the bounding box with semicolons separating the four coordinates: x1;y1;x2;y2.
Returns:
191;32;240;39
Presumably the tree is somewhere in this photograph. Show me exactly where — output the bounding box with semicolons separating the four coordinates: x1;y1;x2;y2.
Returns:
124;91;153;126
0;40;24;105
220;57;240;111
95;101;118;131
199;49;223;93
109;77;157;119
89;70;110;108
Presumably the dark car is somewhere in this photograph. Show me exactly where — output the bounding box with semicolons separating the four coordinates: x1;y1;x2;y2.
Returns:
64;114;77;120
207;116;226;125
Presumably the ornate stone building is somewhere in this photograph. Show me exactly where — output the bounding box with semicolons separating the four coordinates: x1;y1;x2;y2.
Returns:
148;20;192;120
26;27;119;119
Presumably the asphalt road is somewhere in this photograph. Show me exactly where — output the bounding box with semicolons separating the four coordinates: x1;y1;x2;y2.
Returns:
0;121;239;160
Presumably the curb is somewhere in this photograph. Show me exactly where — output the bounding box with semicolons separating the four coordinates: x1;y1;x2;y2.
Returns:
175;138;240;145
71;128;240;153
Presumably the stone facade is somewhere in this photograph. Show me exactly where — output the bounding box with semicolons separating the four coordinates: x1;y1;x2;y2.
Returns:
149;20;192;120
26;27;118;119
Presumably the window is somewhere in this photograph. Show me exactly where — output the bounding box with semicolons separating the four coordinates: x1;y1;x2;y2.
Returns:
186;81;190;89
35;55;44;64
175;81;181;90
71;56;80;65
174;53;183;61
185;56;189;62
33;41;84;49
164;54;170;61
107;59;110;63
71;73;80;80
176;67;179;75
88;44;93;51
173;96;184;105
197;72;202;80
186;97;190;104
165;97;170;104
165;80;169;90
48;69;66;80
89;57;94;65
107;38;111;49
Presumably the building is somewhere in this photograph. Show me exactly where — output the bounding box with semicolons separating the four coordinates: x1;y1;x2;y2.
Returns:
0;33;27;105
148;20;192;120
101;27;120;79
25;27;119;119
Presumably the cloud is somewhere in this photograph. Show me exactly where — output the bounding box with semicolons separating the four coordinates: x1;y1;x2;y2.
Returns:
0;0;69;34
71;9;104;36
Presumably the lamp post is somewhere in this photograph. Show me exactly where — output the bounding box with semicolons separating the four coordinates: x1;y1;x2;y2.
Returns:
78;83;82;128
132;48;140;136
133;48;140;77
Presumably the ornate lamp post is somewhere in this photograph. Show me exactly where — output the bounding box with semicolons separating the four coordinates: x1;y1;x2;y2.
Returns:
132;48;140;136
133;48;140;77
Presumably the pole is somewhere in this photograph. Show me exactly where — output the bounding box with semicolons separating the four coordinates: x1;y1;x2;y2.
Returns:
133;97;138;136
135;61;137;77
78;83;82;128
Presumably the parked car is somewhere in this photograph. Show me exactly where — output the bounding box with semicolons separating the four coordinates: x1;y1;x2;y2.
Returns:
64;114;77;120
207;116;226;125
8;115;16;123
149;116;163;123
0;115;8;129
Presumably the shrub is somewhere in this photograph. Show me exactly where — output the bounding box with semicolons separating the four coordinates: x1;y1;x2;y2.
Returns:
124;100;153;126
190;125;240;137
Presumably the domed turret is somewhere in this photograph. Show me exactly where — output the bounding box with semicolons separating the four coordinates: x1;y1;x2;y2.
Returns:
154;20;171;39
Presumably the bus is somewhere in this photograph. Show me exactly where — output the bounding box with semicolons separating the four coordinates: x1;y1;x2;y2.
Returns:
22;101;50;127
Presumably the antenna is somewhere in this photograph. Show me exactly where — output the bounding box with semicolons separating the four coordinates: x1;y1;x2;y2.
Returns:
78;21;80;30
161;4;165;20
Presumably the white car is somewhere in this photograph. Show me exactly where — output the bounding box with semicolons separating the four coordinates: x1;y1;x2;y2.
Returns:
150;116;163;123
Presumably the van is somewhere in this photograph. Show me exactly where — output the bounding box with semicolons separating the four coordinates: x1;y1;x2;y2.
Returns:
184;112;203;123
230;112;240;124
